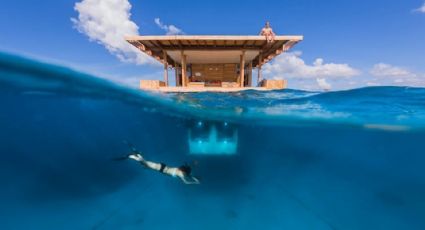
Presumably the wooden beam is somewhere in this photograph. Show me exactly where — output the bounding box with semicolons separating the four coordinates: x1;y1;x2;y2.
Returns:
264;41;288;60
174;62;180;86
163;50;169;86
242;40;248;49
125;35;304;41
135;41;162;62
240;51;246;87
151;40;163;49
166;40;175;49
258;53;263;85
248;62;253;87
135;41;146;51
156;46;261;51
194;40;201;47
177;40;183;49
262;40;284;57
181;51;187;87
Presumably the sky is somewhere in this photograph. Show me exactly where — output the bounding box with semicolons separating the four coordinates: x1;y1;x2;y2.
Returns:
0;0;424;91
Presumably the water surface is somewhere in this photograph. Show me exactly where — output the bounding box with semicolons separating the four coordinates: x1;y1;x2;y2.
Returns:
1;52;425;229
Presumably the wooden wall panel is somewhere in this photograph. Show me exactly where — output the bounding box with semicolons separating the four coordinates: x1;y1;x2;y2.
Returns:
191;64;237;82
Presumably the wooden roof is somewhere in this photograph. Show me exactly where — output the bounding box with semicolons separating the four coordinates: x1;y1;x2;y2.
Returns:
126;35;303;67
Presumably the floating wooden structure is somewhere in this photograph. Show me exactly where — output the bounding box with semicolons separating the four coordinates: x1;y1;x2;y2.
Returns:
126;35;303;92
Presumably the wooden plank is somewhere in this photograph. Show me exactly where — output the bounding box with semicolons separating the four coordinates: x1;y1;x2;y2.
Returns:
174;62;180;86
177;40;183;49
164;45;260;51
181;51;187;87
151;40;163;49
169;40;178;49
258;53;263;85
135;41;146;51
161;46;261;51
163;50;169;86
125;35;304;41
261;40;286;61
240;51;246;87
248;62;253;87
155;86;276;93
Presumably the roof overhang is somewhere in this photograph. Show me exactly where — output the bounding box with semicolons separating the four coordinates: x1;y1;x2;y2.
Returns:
126;35;303;67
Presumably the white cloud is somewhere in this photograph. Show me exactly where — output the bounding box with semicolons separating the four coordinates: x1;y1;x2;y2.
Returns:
414;2;425;13
369;63;425;86
102;71;164;88
316;78;332;91
263;51;360;80
71;0;153;65
366;82;381;87
370;63;411;77
154;18;184;35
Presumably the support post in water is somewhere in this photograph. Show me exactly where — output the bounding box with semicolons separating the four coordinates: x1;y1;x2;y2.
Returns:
181;50;187;87
248;61;253;87
163;50;169;86
174;61;180;87
257;53;263;86
240;50;246;87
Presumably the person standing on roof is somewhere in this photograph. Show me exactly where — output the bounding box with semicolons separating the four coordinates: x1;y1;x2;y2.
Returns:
260;21;276;43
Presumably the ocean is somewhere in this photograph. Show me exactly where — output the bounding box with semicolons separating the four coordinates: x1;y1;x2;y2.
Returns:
1;52;425;230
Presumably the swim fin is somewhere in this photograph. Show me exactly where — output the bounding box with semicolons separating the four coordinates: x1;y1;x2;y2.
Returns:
123;140;139;153
111;155;130;161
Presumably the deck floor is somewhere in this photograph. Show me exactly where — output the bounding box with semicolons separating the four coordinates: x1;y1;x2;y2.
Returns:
145;87;275;93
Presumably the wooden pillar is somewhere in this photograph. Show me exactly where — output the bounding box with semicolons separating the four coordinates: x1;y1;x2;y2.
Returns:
181;51;187;87
183;55;187;87
174;62;180;86
258;65;262;85
248;62;253;87
258;53;263;86
163;51;169;86
240;51;246;87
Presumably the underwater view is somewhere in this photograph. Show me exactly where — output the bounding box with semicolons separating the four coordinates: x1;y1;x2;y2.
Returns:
1;52;425;230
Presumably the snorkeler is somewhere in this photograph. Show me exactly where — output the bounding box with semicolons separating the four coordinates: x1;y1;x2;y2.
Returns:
116;144;200;185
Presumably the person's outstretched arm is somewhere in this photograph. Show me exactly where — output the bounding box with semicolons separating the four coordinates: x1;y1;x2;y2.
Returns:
191;177;200;184
181;176;200;185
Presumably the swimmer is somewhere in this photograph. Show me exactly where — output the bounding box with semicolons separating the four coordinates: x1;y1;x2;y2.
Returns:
116;144;200;185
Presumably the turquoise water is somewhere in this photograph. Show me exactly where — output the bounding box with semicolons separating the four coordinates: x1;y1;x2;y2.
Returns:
1;52;425;229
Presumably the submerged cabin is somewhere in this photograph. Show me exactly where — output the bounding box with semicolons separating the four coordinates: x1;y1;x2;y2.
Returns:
188;121;238;155
126;34;303;92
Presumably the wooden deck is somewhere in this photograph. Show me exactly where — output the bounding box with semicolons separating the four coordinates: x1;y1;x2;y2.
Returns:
147;87;273;93
140;79;287;92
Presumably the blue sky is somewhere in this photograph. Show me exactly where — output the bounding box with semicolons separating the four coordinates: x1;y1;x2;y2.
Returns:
0;0;424;90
